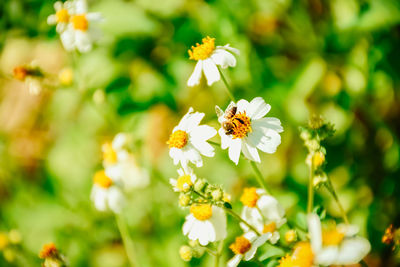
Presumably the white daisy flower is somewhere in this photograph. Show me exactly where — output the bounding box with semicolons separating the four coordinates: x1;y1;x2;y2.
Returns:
47;1;73;33
308;213;371;266
216;97;283;165
182;204;227;246
102;133;149;190
90;170;124;214
169;167;197;192
187;36;239;87
59;0;103;53
167;108;217;170
240;188;286;244
228;232;271;267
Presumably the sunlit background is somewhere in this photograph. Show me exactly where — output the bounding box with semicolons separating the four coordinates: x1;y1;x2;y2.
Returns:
0;0;399;266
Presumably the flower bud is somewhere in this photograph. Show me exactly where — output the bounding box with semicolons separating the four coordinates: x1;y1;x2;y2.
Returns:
285;230;297;243
58;68;73;86
179;194;191;207
211;188;223;201
305;139;319;152
312;151;325;168
313;173;328;187
179;246;192;262
300;130;311;141
194;179;207;192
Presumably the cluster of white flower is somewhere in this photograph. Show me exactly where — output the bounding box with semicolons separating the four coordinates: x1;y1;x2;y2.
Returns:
91;133;149;213
47;0;103;53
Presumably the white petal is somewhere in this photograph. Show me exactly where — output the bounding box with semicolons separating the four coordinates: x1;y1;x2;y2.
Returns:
54;1;63;11
269;231;280;244
219;128;231;150
257;195;285;221
210;207;227;241
75;31;92;53
228;139;242;165
60;29;75;51
91;187;107;211
187;60;203;87
227;254;242;267
75;0;88;14
183;145;203;167
247;123;281;154
253;117;283;133
315;246;339;266
177;108;204;132
335;237;371;265
108;187;124;214
182;215;195;235
217;44;240;55
47;15;57;25
86;12;103;22
202;58;220;86
211;49;236;69
112;133;128;150
241;142;260;162
169;147;183;165
247;97;271;120
56;22;67;33
308;213;323;253
236;99;249;113
191;139;215;157
190;125;217;141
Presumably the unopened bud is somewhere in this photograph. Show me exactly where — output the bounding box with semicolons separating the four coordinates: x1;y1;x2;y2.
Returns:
305;139;320;152
285;230;297;243
179;245;192;262
194;179;207;192
179;194;191;207
312;151;325;167
211;188;223;201
300;130;311;141
313;173;328;187
58;68;73;86
223;192;231;203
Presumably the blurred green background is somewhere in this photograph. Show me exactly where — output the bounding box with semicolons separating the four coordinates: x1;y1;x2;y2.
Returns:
0;0;400;266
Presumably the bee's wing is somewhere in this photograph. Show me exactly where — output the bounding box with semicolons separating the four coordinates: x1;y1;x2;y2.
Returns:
215;105;224;118
226;101;237;112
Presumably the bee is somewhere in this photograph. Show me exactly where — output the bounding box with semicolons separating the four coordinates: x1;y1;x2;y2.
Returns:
216;102;239;135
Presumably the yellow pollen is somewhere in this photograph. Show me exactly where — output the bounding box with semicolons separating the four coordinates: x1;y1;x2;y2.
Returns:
277;254;295;267
188;36;216;60
322;228;345;246
56;8;69;23
285;230;296;243
240;187;259;208
72;15;88;31
190;204;212;221
13;66;28;81
39;243;58;259
231;112;252;139
167;130;188;149
176;175;193;191
263;222;277;233
93;170;113;188
229;236;252;255
102;142;118;164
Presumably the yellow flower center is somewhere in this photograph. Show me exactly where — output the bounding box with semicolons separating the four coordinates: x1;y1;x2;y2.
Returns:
102;142;117;164
39;243;58;259
56;9;69;23
312;151;325;167
230;112;252;139
278;242;313;267
0;233;9;250
322;228;345;246
176;175;193;191
292;242;314;267
167;130;188;149
93;170;113;188
72;15;88;31
229;236;252;255
240;187;259;208
188;36;216;60
190;204;212;221
263;222;277;233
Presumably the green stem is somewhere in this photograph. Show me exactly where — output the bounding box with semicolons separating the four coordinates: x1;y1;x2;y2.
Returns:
217;66;235;102
116;215;138;267
223;206;262;236
214;248;219;267
208;140;221;147
325;179;349;224
307;159;314;214
250;161;270;194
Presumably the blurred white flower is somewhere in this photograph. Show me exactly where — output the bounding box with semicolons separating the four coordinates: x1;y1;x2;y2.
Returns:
47;1;73;33
228;232;271;267
240;188;286;244
103;133;150;190
187;36;239;87
216;97;283;164
59;0;103;53
169;167;197;192
167;108;216;170
91;170;124;214
182;204;226;246
307;213;371;266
